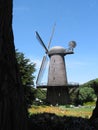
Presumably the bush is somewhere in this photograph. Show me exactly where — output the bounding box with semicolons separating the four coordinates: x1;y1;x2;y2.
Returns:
78;87;96;104
83;101;96;106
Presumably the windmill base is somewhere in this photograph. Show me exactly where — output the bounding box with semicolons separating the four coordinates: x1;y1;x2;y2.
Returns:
46;86;70;106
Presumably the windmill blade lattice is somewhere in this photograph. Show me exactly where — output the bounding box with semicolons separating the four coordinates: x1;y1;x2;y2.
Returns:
36;54;48;85
47;23;56;50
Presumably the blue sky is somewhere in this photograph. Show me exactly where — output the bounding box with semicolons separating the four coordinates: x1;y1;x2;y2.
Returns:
13;0;98;85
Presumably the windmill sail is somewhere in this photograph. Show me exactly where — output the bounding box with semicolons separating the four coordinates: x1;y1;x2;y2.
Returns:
35;31;48;53
36;54;48;86
35;31;49;85
47;23;56;49
35;24;55;86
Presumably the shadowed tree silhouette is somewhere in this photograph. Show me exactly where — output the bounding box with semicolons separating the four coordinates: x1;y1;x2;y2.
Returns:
0;0;28;130
90;81;98;120
90;99;98;120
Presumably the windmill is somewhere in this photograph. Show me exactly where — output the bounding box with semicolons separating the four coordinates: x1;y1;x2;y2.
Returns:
36;24;56;86
35;26;76;105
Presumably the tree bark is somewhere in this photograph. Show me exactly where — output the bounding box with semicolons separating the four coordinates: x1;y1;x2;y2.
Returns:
90;82;98;120
90;99;98;120
0;0;28;130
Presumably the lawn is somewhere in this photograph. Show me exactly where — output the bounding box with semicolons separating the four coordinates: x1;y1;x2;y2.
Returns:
28;105;95;119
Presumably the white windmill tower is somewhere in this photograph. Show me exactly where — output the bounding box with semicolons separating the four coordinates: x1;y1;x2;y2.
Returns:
35;27;76;105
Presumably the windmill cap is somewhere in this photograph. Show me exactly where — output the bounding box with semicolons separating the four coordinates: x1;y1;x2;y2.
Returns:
48;46;66;55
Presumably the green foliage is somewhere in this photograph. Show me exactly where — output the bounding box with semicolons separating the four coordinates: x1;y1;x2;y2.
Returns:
35;88;47;100
15;49;36;108
24;85;37;108
16;49;36;86
69;87;79;105
69;78;98;105
80;78;98;93
79;86;96;104
85;78;98;85
33;88;47;105
78;78;98;105
83;101;96;106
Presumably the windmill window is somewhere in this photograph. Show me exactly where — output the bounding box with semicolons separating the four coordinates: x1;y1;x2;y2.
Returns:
53;77;55;80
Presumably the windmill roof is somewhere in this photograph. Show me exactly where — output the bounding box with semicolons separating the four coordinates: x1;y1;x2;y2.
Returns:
49;46;65;54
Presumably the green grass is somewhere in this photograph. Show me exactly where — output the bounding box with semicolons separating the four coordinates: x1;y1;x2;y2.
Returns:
59;105;94;118
28;104;95;119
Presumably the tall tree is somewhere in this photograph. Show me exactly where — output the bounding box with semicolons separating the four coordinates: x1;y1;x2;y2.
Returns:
16;50;36;86
16;50;36;108
0;0;28;130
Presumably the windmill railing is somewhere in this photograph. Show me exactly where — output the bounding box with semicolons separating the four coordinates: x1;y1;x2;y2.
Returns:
67;82;79;88
36;82;47;88
36;82;79;88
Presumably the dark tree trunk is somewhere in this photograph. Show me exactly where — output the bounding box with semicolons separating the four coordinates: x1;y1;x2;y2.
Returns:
90;82;98;120
0;0;28;130
90;99;98;120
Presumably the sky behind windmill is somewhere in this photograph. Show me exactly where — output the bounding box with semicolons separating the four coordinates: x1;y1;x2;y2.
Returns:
13;0;98;85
